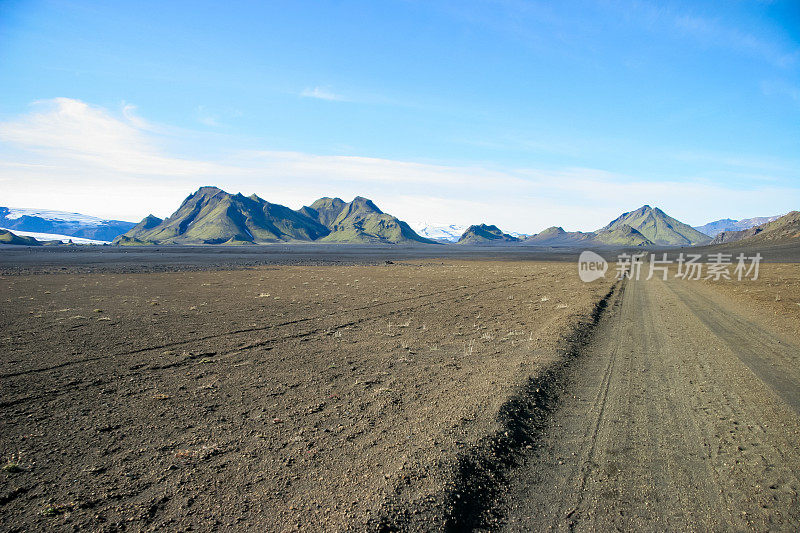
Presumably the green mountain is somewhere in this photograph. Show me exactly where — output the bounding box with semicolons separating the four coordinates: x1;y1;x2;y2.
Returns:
711;211;800;245
298;197;347;227
317;196;435;244
114;187;330;244
114;188;433;245
522;224;653;247
594;223;654;246
457;224;520;244
598;205;711;246
115;215;163;245
524;226;596;246
0;229;41;246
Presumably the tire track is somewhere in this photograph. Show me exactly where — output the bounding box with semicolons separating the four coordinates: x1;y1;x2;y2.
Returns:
559;282;628;527
369;281;622;531
662;280;800;414
502;276;800;532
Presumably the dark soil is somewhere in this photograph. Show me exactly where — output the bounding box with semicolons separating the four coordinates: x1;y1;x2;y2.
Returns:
0;260;612;531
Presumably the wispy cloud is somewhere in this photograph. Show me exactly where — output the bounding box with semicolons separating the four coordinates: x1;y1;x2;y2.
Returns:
300;86;345;101
0;98;796;229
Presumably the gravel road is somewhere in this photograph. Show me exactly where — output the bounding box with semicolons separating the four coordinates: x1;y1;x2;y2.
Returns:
503;276;800;531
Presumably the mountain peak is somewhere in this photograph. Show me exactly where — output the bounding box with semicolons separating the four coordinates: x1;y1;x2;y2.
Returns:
458;223;519;244
141;214;162;227
539;226;566;236
627;204;653;216
599;205;710;246
348;196;383;215
194;186;223;195
114;187;432;245
310;197;345;206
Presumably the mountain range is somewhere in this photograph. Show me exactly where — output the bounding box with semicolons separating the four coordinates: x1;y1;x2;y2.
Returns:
1;190;793;249
710;211;800;245
114;187;434;245
693;215;782;237
515;205;710;247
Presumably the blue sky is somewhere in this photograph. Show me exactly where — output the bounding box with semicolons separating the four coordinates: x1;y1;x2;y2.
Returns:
1;0;798;232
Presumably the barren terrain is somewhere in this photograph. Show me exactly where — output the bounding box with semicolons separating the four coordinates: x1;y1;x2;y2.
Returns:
3;251;800;532
0;260;611;531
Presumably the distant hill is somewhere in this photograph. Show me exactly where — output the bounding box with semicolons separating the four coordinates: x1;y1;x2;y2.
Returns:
0;207;135;241
598;205;711;246
0;229;41;246
115;187;433;245
523;226;596;246
113;215;164;245
694;215;781;237
523;206;703;247
710;211;800;245
316;196;435;244
457;224;520;244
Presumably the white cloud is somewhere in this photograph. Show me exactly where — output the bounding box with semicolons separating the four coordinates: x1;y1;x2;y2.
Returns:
0;98;796;230
300;86;345;101
0;98;220;176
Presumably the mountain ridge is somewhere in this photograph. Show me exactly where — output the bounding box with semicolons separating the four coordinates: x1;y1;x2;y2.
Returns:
114;187;434;245
457;224;520;244
710;211;800;246
694;215;782;237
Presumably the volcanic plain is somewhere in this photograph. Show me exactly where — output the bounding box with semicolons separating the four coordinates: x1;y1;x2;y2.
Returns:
1;258;613;531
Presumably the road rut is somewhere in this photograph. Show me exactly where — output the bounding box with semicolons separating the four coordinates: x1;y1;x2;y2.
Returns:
503;276;800;531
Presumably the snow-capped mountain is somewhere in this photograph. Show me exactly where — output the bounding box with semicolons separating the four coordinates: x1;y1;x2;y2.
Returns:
693;215;782;237
409;222;469;242
0;228;110;245
0;207;136;241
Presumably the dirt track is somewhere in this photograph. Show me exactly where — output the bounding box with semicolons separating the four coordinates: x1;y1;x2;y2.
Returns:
503;276;800;531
